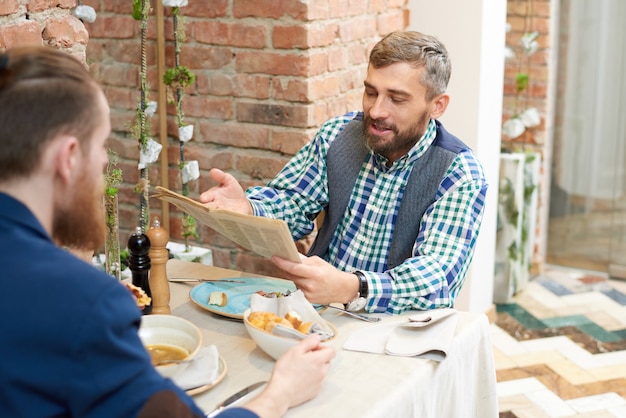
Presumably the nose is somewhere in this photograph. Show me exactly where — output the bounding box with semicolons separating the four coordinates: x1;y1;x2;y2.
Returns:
368;95;389;120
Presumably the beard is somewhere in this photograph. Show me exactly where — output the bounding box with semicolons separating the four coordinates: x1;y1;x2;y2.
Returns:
52;171;106;253
363;110;431;161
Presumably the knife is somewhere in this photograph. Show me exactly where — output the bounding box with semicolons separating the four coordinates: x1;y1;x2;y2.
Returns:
205;381;267;417
168;278;246;283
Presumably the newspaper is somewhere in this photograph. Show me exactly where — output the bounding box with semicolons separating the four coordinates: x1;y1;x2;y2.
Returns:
153;186;302;263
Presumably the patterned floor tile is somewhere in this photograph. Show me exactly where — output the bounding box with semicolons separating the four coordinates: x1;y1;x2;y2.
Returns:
494;267;626;418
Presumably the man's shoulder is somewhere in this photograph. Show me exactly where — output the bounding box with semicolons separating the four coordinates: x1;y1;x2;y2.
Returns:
433;120;469;154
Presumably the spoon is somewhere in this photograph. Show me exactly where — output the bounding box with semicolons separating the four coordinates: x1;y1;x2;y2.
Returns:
321;305;381;322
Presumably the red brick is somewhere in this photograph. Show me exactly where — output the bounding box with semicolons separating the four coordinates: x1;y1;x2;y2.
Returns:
173;0;228;18
196;72;234;96
232;74;271;99
93;0;130;14
376;10;405;35
104;86;139;111
170;145;234;171
182;95;233;119
327;46;349;71
270;129;314;155
27;0;75;12
273;23;338;49
0;0;19;16
236;102;310;128
180;45;232;70
233;0;307;20
338;16;377;42
194;21;267;49
368;0;386;13
236;153;290;180
197;121;271;149
84;15;136;39
235;50;307;76
306;0;330;20
0;21;43;49
272;78;309;102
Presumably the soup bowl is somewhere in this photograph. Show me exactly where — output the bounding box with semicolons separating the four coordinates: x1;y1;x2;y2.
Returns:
138;314;202;378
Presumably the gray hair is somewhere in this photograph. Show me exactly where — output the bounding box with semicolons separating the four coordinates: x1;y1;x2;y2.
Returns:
369;31;451;101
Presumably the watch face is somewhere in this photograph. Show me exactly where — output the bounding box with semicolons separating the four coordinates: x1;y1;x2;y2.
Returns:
346;297;366;312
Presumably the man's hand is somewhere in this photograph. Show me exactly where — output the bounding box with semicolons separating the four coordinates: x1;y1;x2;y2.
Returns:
271;255;360;305
198;168;253;215
241;335;336;418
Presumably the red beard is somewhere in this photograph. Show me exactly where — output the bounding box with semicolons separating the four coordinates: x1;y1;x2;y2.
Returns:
52;172;106;252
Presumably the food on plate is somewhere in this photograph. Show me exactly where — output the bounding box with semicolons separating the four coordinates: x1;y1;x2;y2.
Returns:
248;310;315;335
146;344;188;366
284;310;302;329
255;290;290;298
123;282;151;309
208;291;228;307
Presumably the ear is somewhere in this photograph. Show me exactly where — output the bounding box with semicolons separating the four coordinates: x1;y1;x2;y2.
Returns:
429;93;450;120
53;136;80;185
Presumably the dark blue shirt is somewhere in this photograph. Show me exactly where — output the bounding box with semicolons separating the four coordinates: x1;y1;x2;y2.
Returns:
0;193;255;418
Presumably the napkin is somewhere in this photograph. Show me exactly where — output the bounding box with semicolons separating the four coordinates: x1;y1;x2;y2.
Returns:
168;345;220;391
342;309;459;361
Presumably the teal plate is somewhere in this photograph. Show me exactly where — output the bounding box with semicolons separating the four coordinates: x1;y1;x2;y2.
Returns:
189;277;296;320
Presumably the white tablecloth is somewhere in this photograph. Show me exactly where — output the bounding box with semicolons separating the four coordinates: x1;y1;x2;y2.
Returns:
165;259;498;418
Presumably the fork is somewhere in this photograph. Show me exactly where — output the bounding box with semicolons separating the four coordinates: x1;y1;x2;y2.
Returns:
321;305;381;322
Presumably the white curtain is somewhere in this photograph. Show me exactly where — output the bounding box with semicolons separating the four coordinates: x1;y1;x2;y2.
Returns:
559;0;626;201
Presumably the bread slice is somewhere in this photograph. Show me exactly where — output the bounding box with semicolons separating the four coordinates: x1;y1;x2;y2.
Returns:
208;291;228;307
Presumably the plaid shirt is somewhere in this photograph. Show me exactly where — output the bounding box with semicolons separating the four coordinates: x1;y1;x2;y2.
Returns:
247;112;488;314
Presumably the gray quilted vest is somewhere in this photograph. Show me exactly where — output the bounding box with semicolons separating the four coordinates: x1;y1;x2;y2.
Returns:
308;113;468;270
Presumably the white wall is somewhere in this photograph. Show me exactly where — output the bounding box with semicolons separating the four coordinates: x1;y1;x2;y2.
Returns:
407;0;507;312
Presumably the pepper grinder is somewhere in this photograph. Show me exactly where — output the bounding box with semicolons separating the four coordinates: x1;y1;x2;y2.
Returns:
128;226;152;315
146;216;170;314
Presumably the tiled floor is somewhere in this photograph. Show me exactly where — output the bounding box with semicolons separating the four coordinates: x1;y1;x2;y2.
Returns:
492;266;626;417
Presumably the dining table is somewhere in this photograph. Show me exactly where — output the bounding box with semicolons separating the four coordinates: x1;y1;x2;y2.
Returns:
164;259;498;418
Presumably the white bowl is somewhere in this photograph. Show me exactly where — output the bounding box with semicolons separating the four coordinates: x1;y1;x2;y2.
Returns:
138;314;202;377
243;309;336;360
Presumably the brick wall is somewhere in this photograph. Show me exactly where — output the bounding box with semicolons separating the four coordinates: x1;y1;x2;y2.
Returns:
0;0;88;62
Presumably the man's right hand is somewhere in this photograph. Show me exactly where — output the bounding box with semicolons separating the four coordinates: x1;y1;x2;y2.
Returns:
199;168;252;215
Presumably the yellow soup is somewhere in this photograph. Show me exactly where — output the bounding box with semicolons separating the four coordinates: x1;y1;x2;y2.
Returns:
147;344;188;365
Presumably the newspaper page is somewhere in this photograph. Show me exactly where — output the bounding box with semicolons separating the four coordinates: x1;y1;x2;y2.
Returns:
153;186;302;263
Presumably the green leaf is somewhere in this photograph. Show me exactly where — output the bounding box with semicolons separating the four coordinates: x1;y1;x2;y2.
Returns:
516;73;529;93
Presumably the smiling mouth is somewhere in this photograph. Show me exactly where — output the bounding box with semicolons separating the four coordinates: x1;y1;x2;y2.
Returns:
370;121;393;135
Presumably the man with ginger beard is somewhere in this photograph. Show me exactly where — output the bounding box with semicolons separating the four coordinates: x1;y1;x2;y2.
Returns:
0;47;334;418
200;31;488;315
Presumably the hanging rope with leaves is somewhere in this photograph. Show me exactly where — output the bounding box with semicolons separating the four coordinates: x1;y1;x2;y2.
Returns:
163;1;198;249
131;0;162;231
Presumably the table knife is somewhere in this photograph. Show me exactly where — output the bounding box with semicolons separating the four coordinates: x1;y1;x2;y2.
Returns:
205;381;266;417
168;278;245;283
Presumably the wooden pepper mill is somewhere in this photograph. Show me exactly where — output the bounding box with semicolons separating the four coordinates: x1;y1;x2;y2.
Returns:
147;216;170;314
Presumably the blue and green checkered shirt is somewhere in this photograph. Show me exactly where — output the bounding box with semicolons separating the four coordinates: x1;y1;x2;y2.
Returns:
247;112;487;314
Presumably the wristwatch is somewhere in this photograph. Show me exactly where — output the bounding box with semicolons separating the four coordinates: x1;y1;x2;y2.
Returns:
345;271;368;312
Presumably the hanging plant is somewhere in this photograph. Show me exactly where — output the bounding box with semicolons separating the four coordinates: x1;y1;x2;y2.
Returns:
163;2;199;249
104;150;123;279
130;0;162;232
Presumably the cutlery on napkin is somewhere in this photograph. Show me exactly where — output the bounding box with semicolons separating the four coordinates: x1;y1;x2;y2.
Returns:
342;308;459;361
167;345;220;390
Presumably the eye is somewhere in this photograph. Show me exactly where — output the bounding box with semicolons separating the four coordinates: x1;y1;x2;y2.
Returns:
390;96;406;104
